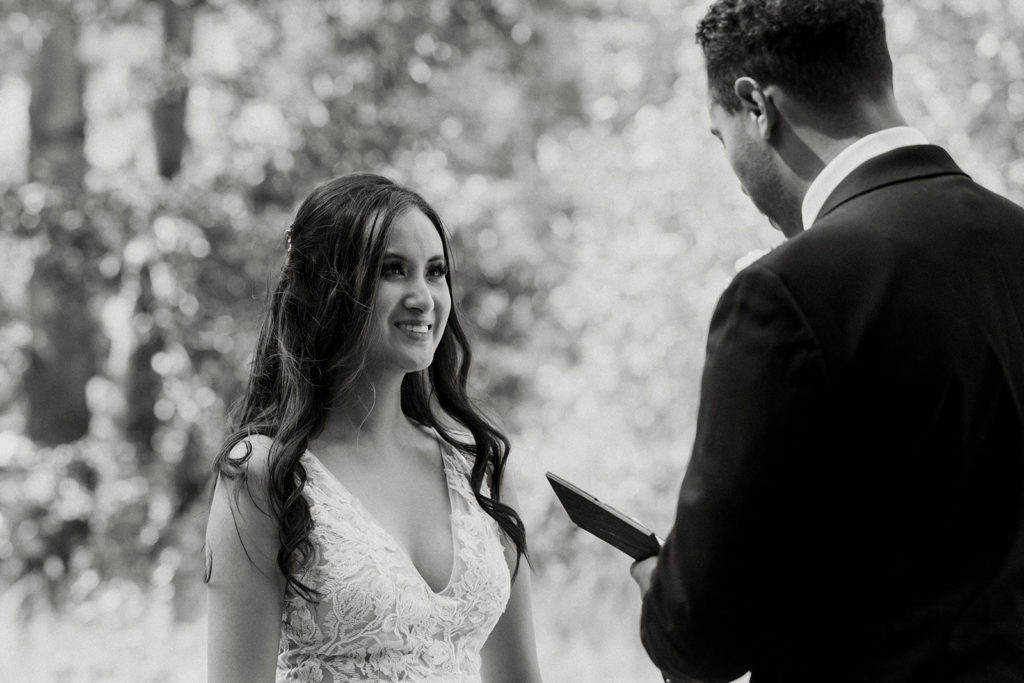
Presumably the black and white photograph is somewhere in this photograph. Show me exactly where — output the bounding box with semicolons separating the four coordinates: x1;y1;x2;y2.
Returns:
1;1;1023;681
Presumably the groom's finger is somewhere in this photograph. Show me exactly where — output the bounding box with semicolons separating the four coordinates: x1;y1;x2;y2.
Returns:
630;555;659;595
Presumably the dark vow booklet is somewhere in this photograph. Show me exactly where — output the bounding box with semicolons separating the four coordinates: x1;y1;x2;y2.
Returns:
546;472;662;561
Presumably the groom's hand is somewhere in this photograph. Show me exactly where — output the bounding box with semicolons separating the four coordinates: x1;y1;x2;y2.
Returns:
629;555;659;597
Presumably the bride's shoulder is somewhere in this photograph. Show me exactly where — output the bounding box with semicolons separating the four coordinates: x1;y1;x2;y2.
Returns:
216;434;279;502
206;434;283;584
228;433;273;464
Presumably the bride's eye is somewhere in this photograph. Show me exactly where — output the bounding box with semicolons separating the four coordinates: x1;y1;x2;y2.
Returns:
427;263;449;279
381;261;405;278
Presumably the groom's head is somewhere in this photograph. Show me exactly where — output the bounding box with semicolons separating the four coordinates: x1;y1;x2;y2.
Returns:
696;0;893;117
695;0;897;236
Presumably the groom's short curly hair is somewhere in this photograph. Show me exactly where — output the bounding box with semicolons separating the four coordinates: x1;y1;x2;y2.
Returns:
696;0;894;114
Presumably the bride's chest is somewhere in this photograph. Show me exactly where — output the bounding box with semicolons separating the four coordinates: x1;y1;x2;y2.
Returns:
301;470;511;618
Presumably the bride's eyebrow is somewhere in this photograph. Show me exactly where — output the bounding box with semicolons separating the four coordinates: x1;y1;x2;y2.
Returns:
382;251;446;262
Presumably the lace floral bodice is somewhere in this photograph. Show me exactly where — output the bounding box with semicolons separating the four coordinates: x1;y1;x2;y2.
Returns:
276;438;511;683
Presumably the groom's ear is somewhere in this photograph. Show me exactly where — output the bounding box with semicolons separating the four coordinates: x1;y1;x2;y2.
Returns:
733;77;777;141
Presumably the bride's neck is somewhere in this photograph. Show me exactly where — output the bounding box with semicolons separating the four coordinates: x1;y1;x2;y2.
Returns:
316;374;411;448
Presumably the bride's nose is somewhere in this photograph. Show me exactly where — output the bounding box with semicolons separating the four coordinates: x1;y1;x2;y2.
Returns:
402;275;434;313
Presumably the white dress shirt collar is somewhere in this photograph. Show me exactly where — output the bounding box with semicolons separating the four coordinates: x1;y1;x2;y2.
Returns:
800;126;928;230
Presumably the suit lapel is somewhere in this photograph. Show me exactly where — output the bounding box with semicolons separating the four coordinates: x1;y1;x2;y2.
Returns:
814;145;970;226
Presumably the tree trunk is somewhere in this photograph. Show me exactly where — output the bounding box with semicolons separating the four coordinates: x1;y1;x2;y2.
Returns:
152;0;195;179
25;0;96;445
123;264;164;458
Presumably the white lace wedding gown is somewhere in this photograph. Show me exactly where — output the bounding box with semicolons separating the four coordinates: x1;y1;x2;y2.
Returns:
276;438;512;683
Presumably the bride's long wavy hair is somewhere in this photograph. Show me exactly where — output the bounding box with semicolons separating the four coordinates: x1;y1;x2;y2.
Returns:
206;173;527;601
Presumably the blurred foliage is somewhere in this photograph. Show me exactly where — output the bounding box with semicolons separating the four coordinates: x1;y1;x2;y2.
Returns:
1;0;1022;680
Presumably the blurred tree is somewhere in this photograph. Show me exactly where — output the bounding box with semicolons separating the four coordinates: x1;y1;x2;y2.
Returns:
124;0;200;459
24;0;98;445
153;0;196;180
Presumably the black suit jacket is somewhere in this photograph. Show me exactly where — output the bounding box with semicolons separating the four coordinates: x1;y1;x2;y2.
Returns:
641;146;1024;683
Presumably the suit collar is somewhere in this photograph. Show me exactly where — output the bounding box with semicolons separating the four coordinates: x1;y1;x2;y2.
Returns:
801;127;928;230
812;145;969;226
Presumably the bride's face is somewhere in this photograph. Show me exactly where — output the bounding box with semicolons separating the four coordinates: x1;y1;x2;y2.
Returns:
363;209;451;377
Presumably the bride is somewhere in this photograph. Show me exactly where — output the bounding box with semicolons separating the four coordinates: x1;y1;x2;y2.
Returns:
204;173;543;683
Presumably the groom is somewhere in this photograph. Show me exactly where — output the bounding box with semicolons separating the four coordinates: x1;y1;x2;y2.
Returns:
630;1;1024;681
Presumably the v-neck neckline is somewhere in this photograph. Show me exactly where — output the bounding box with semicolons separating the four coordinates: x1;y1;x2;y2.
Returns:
303;434;459;595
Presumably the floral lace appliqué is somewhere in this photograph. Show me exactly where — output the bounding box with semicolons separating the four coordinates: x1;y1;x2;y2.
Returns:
276;442;511;683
